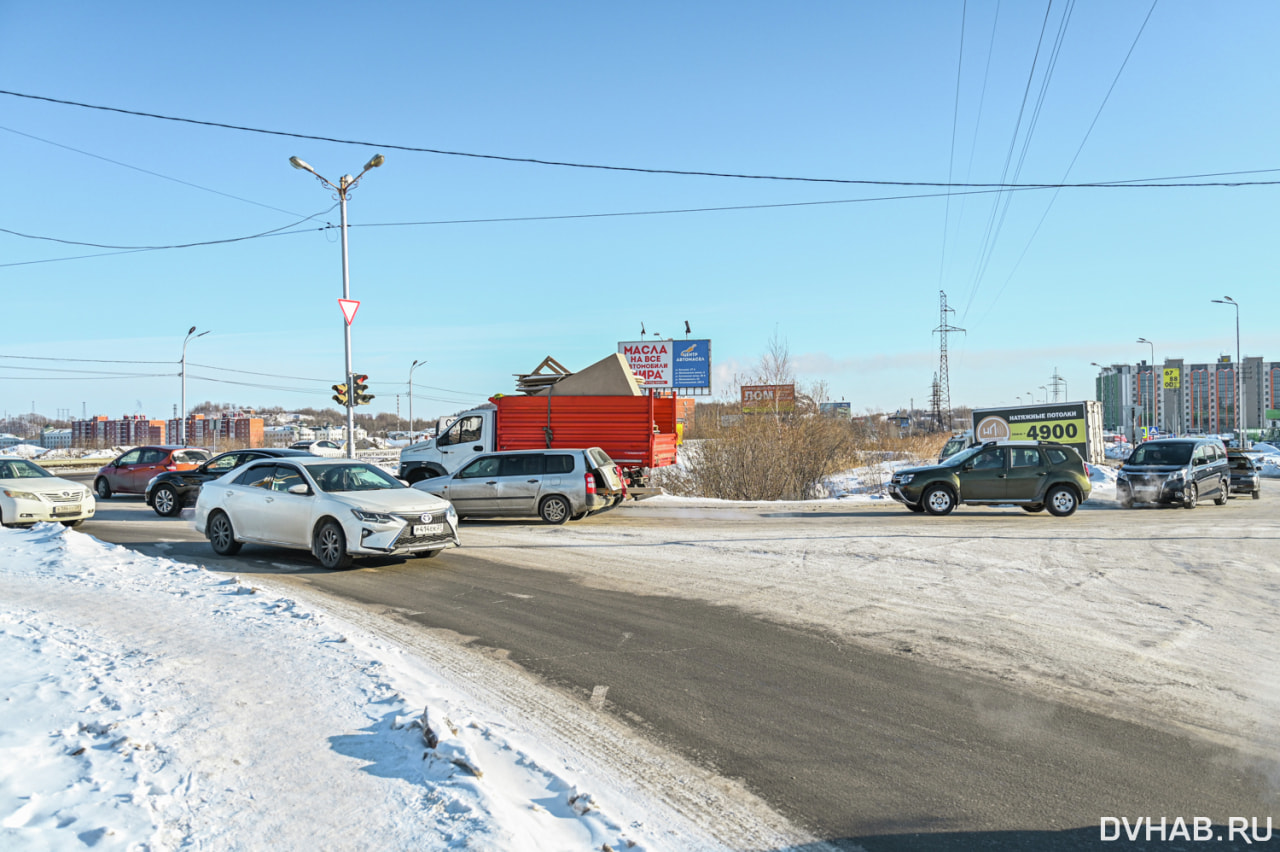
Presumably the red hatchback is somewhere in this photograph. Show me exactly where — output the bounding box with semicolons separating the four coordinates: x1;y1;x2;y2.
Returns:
94;446;211;499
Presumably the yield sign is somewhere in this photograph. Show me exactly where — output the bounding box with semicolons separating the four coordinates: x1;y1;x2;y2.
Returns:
338;299;360;325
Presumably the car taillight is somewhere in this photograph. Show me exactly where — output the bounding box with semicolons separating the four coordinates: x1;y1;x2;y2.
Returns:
585;472;596;495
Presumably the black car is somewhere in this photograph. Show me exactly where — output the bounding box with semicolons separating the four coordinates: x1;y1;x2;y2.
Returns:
1116;437;1230;509
145;448;316;517
1227;450;1262;500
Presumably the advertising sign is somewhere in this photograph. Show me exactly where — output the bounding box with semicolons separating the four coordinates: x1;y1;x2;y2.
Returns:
742;384;795;413
618;339;712;389
819;402;852;418
971;402;1092;459
1163;368;1181;389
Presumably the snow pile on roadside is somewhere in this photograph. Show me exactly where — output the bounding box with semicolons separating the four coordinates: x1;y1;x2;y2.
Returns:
1;443;49;459
0;524;740;852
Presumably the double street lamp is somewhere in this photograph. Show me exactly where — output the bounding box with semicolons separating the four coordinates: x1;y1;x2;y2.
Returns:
1137;338;1155;436
181;326;210;446
290;153;385;458
408;358;427;441
1211;296;1245;448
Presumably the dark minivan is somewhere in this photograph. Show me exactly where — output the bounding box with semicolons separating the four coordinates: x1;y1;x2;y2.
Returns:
1116;438;1230;509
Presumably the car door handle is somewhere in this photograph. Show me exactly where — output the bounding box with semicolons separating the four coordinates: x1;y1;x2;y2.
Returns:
473;445;484;451
486;480;497;485
527;479;538;483
997;474;1007;478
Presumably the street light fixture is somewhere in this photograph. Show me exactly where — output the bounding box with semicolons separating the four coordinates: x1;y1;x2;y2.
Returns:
1211;296;1245;448
290;153;385;458
1137;338;1155;436
181;326;210;446
408;358;427;441
1040;385;1048;404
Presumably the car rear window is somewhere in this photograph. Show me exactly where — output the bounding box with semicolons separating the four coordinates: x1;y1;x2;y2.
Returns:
545;454;574;474
586;448;615;469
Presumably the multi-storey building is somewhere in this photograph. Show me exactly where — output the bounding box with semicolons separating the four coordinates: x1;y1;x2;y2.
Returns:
1095;356;1280;438
71;412;263;448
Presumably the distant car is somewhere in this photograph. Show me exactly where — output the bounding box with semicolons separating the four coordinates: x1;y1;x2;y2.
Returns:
1226;450;1262;500
94;446;212;499
0;456;96;527
890;441;1091;517
290;440;344;457
412;447;628;524
144;448;317;517
1116;437;1229;509
193;457;459;569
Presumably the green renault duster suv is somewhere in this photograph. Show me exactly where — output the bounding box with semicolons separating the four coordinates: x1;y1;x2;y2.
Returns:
889;441;1091;517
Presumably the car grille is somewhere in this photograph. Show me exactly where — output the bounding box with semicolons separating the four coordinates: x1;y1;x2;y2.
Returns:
40;491;84;503
390;512;452;549
1126;474;1165;489
391;529;454;548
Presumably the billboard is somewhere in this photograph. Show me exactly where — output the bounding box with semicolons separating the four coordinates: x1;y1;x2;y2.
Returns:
618;339;711;389
1163;368;1181;389
742;384;795;413
819;402;852;418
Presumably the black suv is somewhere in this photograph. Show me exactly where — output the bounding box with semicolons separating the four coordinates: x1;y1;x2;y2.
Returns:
1226;450;1262;500
890;441;1092;517
145;448;316;517
1116;437;1229;509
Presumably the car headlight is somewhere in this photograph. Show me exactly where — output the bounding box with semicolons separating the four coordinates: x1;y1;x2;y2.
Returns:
897;473;914;485
2;489;37;500
351;509;397;524
1167;470;1185;482
445;504;458;521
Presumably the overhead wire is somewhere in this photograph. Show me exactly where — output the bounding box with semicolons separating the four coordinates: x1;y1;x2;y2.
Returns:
977;0;1161;324
938;0;969;290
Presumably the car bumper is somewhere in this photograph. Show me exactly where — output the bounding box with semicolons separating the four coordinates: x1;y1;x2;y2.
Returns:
1118;478;1186;504
1229;477;1260;494
2;497;96;525
888;485;919;506
348;517;461;556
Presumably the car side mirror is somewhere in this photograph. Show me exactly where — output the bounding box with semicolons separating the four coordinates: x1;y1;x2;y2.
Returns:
288;483;310;495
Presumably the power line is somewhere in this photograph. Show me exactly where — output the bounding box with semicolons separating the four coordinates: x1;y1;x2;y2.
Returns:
0;206;334;251
4;88;1279;190
0;124;308;218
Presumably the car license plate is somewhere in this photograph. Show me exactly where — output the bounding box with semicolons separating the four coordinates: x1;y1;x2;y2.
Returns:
412;523;444;536
53;505;80;515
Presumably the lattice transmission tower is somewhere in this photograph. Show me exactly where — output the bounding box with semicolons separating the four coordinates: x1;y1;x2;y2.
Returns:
932;290;965;431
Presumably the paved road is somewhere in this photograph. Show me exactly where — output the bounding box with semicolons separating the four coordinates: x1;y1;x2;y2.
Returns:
68;475;1279;851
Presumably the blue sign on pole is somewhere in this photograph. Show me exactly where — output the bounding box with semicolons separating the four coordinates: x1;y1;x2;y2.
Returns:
671;340;712;389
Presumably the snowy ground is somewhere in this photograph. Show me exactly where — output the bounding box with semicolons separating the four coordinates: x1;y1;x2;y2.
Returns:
0;526;805;851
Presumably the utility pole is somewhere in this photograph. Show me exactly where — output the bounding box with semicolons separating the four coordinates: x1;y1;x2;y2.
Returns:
933;291;965;431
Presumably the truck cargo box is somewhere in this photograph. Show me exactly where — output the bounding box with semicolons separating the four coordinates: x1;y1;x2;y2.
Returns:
490;394;678;471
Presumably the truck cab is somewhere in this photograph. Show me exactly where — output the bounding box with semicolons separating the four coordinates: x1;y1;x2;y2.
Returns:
939;431;974;462
399;408;495;483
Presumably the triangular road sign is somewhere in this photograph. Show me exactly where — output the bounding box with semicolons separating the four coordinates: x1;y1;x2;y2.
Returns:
338;299;360;325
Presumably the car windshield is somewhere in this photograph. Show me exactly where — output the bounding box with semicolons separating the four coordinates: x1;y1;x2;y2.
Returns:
306;462;402;493
0;459;54;479
1128;443;1193;466
941;446;983;467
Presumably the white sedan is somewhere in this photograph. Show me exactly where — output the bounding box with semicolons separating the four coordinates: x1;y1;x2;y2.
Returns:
289;440;345;457
0;456;96;527
193;458;459;569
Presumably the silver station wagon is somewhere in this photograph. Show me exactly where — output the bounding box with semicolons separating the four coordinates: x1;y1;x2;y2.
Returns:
411;447;626;524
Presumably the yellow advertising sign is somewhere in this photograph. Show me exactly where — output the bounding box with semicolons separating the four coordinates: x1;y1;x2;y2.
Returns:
1163;368;1180;389
977;415;1087;443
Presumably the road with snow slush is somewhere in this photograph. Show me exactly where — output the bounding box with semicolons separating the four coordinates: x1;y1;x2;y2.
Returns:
76;476;1279;851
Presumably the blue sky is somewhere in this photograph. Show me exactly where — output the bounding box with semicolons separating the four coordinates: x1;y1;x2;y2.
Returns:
3;1;1278;424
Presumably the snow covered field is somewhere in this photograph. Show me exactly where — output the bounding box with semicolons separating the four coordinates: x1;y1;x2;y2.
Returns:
0;526;803;851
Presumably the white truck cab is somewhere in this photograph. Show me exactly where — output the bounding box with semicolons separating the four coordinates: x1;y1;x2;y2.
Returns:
399;407;495;484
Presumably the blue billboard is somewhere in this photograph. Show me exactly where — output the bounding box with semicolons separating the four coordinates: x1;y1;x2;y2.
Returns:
671;339;712;389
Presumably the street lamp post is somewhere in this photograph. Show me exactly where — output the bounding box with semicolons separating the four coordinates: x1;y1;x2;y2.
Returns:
408;358;427;441
181;326;209;446
1040;385;1048;404
1212;296;1245;448
290;153;385;458
1137;338;1155;437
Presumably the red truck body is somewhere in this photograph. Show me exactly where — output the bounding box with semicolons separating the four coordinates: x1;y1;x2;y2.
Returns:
490;394;678;472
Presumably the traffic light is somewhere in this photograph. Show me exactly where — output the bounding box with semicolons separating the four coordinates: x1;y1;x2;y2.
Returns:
332;383;349;406
352;373;374;406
